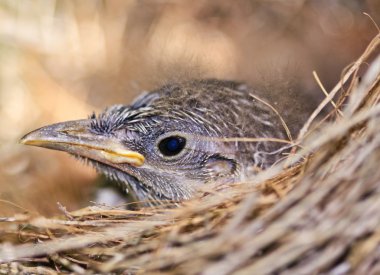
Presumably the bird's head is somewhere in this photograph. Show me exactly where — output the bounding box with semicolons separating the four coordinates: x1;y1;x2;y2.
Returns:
21;80;290;204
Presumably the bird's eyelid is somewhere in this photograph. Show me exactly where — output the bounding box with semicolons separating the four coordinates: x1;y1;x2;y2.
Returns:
156;131;191;141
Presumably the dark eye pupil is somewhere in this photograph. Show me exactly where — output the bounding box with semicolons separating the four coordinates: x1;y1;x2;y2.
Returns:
158;136;186;156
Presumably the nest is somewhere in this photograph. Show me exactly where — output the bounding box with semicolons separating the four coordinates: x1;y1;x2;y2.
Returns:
0;34;380;275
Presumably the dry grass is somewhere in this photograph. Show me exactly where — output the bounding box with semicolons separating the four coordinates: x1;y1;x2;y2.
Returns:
0;30;379;274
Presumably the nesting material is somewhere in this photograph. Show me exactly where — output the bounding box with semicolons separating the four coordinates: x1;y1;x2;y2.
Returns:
0;35;380;274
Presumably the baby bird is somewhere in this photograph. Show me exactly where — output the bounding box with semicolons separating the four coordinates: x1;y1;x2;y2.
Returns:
21;79;303;204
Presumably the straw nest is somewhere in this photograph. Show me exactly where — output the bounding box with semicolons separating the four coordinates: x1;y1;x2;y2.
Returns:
0;34;380;275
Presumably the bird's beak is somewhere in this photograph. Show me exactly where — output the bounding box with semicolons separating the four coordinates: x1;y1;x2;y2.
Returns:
20;119;145;167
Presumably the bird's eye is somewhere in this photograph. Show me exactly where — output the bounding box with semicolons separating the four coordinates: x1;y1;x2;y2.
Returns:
158;136;186;157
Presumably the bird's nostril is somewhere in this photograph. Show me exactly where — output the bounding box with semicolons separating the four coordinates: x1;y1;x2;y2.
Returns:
59;129;87;135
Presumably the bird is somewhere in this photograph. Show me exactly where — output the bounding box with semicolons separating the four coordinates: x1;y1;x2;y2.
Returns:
21;79;309;205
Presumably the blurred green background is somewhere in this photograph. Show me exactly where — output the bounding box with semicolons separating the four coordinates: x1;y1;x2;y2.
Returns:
0;0;378;216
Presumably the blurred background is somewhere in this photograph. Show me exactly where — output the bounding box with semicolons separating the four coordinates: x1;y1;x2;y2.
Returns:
0;0;378;216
